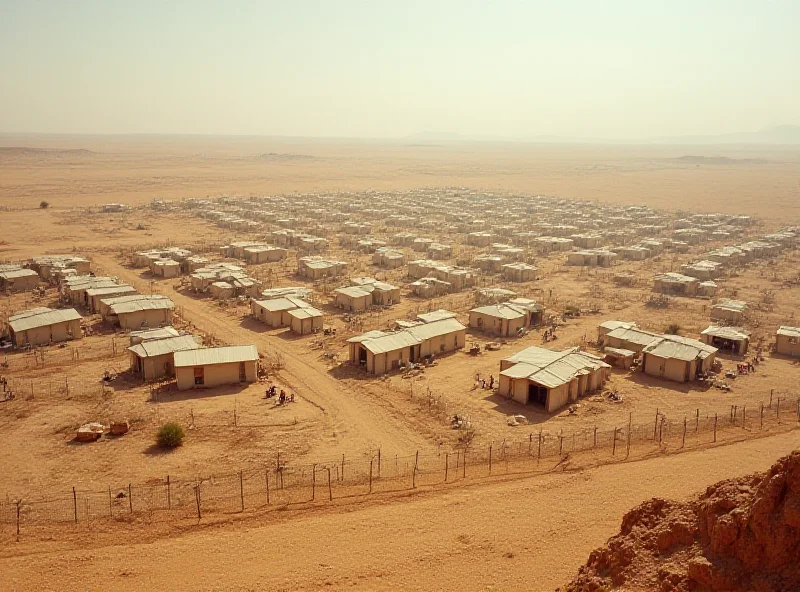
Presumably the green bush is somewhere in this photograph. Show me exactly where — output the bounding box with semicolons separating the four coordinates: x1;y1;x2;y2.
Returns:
156;422;185;448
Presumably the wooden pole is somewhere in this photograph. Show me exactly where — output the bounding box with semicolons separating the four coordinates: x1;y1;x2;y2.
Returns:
341;454;345;482
593;426;597;448
695;409;699;433
265;468;270;505
488;443;493;474
377;448;381;477
713;413;718;442
167;475;171;510
413;451;419;488
462;451;466;478
369;460;373;493
682;416;687;448
653;408;659;440
239;471;244;511
777;398;781;422
444;453;449;482
16;500;21;538
312;464;316;500
327;468;332;501
128;483;132;513
538;430;543;463
73;487;78;524
742;406;746;429
108;486;113;517
612;428;618;456
760;402;764;429
195;483;201;520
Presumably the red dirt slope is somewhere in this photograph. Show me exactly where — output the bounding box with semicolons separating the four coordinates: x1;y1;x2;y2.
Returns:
562;452;800;592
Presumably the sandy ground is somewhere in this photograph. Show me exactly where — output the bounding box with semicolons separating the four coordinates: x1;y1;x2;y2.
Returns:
1;430;798;592
1;136;800;590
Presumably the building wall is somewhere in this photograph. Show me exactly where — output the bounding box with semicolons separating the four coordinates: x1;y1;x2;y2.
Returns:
117;308;173;330
643;354;693;382
335;293;369;312
776;334;800;358
176;360;256;390
290;314;322;335
1;274;39;292
11;319;81;346
547;383;570;412
131;352;176;381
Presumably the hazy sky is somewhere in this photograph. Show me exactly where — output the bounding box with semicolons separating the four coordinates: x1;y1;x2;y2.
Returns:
1;0;798;139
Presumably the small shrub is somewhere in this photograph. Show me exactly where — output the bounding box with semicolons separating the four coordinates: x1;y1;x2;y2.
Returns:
666;323;681;335
39;200;50;209
156;422;185;448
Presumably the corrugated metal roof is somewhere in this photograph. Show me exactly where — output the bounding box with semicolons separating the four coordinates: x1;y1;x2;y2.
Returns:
85;285;136;297
9;307;82;332
407;317;466;340
0;269;39;279
470;304;527;320
128;335;201;358
287;307;323;320
129;326;180;344
417;309;457;323
334;286;372;298
174;345;259;367
605;326;662;347
253;297;310;312
701;326;750;340
599;320;636;332
103;295;175;314
361;331;421;354
500;346;609;389
777;326;800;338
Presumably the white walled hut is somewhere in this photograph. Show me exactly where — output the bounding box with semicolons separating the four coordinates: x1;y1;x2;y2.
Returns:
8;307;82;347
251;296;313;328
497;346;610;412
174;345;259;390
775;326;800;358
102;295;175;330
700;326;750;356
501;263;537;283
0;268;40;292
287;306;324;335
710;299;748;324
128;334;201;381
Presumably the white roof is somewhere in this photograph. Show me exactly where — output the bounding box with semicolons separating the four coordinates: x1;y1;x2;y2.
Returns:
254;297;311;312
0;268;39;279
777;326;800;338
500;347;609;389
104;295;175;314
417;309;457;323
701;326;750;341
470;303;528;320
174;345;259;367
600;320;637;332
128;335;201;358
9;307;82;332
334;286;372;299
287;307;323;320
348;318;465;355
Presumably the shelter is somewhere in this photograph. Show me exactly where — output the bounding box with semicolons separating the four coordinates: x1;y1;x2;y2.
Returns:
8;307;82;347
497;346;609;412
128;334;201;381
174;345;259;390
775;326;800;358
641;336;717;382
0;268;39;292
333;286;372;312
603;347;636;368
501;263;537;282
85;285;137;313
468;300;543;337
597;320;637;345
653;272;699;297
101;295;175;329
700;326;750;356
150;259;180;278
209;281;235;300
710;299;748;324
251;296;314;328
287;306;323;335
347;318;466;375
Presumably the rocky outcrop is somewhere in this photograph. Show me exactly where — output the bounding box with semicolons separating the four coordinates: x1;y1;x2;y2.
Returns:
562;452;800;592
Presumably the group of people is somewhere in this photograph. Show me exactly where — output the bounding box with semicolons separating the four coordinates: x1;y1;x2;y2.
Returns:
265;385;294;405
737;361;757;375
474;372;495;390
542;327;557;342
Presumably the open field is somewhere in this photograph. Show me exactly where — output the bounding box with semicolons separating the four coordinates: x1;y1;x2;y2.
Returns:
1;136;799;590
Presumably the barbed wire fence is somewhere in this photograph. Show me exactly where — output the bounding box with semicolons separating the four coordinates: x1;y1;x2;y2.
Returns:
1;394;797;539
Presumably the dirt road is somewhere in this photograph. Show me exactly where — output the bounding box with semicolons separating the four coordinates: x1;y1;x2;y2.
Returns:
3;429;798;592
93;254;431;460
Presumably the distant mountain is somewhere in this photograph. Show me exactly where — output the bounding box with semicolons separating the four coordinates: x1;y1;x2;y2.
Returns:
403;125;800;145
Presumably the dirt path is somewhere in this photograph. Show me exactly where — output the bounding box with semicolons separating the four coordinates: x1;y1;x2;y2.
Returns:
3;429;798;592
93;254;431;460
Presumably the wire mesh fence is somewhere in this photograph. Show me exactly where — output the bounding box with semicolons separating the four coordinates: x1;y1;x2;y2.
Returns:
1;394;797;537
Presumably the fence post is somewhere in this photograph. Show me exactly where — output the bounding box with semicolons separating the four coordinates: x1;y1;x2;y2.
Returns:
167;475;171;510
327;468;332;501
312;464;316;500
369;460;373;493
413;451;419;488
695;409;699;433
444;453;449;482
742;406;746;430
73;487;78;524
612;428;618;456
538;430;542;463
769;389;773;409
760;402;764;429
713;414;718;442
593;426;597;448
195;482;201;520
16;499;21;538
128;483;133;513
528;432;532;454
341;454;345;482
265;468;270;505
653;408;659;440
777;398;781;422
682;416;687;448
462;451;467;478
378;448;381;477
108;487;113;517
488;444;493;474
239;471;244;512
